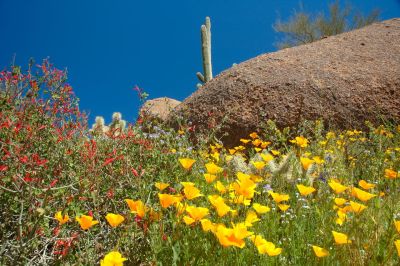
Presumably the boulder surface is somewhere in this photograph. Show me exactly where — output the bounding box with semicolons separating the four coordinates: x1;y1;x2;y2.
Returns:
141;97;181;122
172;18;400;146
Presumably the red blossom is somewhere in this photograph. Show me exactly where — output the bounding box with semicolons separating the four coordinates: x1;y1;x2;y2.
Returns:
131;168;139;177
13;122;23;134
19;155;29;164
23;173;33;182
32;153;48;166
37;125;46;131
106;189;114;199
49;179;58;188
103;157;116;166
2;148;11;160
0;165;8;171
0;119;11;129
53;226;60;237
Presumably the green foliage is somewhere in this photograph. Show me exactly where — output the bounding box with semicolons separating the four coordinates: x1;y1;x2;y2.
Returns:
1;61;399;265
274;1;380;49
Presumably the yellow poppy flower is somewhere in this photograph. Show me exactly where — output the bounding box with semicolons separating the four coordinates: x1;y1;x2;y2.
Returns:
76;215;99;230
328;180;348;194
351;187;376;202
252;203;270;214
200;218;215;232
260;153;274;163
278;204;290;211
254;147;262;152
232;173;257;199
205;162;223;174
105;213;125;228
332;231;352;244
334;198;347;206
158;193;179;208
54;211;69;225
250;235;282;256
252;139;262;146
250;174;263;182
178;158;196;170
240;138;251;144
269;191;290;203
180;181;195;187
385;169;398;179
349;201;367;213
211;151;220;162
312;245;329;257
260;141;271;149
395;240;400;256
326;132;335;139
214;181;227;194
312;156;324;164
252;161;266;170
296;184;316;196
183;205;209;225
229;194;251;206
235;145;245;151
270;150;279;156
182;184;203;200
208;195;231;217
300;157;314;171
204;173;217;183
358;180;375;190
290;136;309;148
215;223;253;248
249;132;259;139
245;210;260;227
125;199;146;218
395;220;400;234
336;210;346;225
228;149;236;155
155;182;169;191
225;155;233;162
100;251;127;266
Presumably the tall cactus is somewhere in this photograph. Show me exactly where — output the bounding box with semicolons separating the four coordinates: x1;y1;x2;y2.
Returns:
197;16;213;85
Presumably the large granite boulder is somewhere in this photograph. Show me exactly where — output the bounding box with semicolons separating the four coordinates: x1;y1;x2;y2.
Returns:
171;18;400;146
140;97;181;122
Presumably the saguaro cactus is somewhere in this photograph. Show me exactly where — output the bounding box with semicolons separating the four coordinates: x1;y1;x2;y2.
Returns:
197;16;213;85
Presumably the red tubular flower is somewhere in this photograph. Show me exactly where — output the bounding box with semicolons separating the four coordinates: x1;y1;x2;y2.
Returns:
20;155;28;164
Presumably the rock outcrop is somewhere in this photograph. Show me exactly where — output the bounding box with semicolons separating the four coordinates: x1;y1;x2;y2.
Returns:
141;97;181;122
171;18;400;146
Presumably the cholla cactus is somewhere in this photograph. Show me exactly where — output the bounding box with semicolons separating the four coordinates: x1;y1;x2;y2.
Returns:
109;112;126;136
90;116;110;136
108;112;127;137
90;112;127;137
268;152;294;178
228;154;251;174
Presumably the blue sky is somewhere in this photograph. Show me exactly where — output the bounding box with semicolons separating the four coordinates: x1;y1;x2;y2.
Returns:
1;0;399;125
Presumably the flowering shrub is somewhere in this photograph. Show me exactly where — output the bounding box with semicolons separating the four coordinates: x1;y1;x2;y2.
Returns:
0;61;400;265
